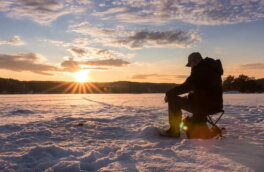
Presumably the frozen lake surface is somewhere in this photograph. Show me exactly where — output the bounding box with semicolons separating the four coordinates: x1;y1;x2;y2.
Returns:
0;94;263;171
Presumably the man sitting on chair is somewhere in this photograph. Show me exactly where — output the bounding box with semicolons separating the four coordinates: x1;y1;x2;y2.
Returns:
164;52;224;138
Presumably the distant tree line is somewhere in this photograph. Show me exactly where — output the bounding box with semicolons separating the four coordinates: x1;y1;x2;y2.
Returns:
0;75;263;94
223;75;263;93
0;78;177;94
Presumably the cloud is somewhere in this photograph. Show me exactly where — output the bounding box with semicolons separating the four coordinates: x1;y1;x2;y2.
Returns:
60;57;81;72
0;1;12;9
93;7;128;16
46;35;136;61
132;74;188;80
70;22;200;49
132;74;163;79
175;75;189;79
72;38;91;47
69;22;127;40
43;37;133;71
94;0;264;25
83;58;130;66
239;63;264;70
45;38;91;48
0;53;58;75
0;0;89;24
68;47;133;60
116;30;200;49
0;51;129;75
61;47;131;72
60;57;130;72
0;36;25;46
71;25;116;37
1;0;263;25
46;37;137;61
69;48;87;58
73;47;133;59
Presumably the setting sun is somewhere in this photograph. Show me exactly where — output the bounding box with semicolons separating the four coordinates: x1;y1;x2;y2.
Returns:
74;70;89;83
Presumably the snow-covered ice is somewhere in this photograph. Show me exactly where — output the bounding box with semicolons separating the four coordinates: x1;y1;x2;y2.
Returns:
0;94;263;171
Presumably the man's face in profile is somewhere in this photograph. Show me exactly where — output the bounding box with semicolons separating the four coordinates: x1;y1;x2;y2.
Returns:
188;60;196;68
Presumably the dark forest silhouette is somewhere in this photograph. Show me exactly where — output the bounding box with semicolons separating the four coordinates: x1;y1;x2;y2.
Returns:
0;75;263;94
223;75;263;93
0;78;177;94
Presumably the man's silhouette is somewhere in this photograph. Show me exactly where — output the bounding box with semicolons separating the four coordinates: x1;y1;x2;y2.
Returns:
164;52;223;137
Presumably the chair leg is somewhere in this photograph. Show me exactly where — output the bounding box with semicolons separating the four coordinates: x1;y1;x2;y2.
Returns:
215;111;224;124
207;117;223;137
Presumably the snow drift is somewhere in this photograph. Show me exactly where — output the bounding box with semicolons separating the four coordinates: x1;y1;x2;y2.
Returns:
0;94;263;171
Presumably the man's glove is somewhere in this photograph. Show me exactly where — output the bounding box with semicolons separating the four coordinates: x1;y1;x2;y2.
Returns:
164;95;168;103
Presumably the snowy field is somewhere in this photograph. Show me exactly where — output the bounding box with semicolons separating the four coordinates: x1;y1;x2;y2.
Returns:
0;94;263;171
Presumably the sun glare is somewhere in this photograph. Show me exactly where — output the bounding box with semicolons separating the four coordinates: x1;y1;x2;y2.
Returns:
74;70;89;83
46;70;102;94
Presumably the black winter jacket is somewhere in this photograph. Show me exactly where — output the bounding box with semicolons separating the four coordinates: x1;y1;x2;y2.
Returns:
166;57;224;114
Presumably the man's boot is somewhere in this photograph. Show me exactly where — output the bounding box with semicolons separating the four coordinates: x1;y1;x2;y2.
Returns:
166;114;182;137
